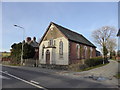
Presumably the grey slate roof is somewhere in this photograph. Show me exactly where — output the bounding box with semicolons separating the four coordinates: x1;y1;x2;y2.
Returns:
117;29;120;36
30;41;39;48
52;22;96;48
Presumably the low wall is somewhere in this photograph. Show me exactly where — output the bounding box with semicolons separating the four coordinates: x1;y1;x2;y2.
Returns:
68;59;85;71
24;59;39;67
40;60;85;71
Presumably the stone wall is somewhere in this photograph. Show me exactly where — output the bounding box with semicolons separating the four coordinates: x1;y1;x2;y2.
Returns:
24;59;38;67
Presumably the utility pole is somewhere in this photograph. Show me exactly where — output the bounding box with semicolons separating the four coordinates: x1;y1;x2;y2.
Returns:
14;24;25;65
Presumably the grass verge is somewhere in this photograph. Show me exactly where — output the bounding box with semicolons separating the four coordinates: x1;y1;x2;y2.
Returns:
114;73;120;79
77;63;109;72
2;63;20;66
9;63;20;66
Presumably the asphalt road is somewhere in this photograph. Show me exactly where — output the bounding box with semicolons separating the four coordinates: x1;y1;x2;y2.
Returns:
1;65;118;89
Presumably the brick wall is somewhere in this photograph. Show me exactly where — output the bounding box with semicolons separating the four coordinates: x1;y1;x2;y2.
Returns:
69;41;77;64
92;48;96;58
69;41;96;64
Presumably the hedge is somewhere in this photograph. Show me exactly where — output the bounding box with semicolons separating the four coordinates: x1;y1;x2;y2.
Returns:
85;57;109;67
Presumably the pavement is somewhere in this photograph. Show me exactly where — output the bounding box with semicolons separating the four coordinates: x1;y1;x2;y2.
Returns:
2;60;119;88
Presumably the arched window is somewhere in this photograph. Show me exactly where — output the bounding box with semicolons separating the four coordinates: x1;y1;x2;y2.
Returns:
42;44;45;59
59;41;63;58
84;46;87;59
76;44;80;59
90;47;93;58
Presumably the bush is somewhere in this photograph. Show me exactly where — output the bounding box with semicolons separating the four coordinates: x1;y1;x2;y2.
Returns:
79;64;88;70
2;56;11;61
117;50;120;57
85;57;108;67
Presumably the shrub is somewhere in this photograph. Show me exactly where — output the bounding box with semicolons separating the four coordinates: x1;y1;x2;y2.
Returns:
117;50;120;57
85;57;108;67
79;64;88;70
2;56;11;61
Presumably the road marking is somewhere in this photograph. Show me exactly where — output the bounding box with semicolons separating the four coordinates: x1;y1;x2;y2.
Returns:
4;71;8;74
0;74;10;79
30;80;39;85
1;71;47;90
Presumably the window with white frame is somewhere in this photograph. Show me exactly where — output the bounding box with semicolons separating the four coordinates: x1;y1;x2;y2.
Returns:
76;44;80;59
59;41;63;58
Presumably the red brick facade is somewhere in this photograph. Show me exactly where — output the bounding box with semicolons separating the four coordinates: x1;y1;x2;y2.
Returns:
69;41;96;64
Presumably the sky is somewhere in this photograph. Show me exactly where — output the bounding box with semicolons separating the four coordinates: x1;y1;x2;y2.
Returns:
1;2;118;52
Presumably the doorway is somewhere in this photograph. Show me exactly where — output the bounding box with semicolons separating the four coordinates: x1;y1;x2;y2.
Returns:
46;50;50;64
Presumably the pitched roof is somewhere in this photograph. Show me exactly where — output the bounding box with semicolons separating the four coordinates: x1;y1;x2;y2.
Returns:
117;29;120;36
30;41;39;48
52;22;96;48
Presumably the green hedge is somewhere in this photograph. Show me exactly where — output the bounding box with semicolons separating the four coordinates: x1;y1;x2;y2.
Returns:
85;57;109;67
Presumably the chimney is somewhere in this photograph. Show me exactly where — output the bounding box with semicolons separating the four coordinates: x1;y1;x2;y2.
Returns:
26;37;31;42
33;37;36;41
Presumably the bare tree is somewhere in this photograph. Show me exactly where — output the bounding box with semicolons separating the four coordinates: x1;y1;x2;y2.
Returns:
92;26;116;64
107;38;117;59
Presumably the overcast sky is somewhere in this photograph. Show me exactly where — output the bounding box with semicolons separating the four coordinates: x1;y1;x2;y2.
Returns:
2;2;118;52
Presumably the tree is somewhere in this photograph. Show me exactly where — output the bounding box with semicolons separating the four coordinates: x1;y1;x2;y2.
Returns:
103;45;108;60
118;50;120;57
23;43;35;59
11;43;22;64
107;38;117;59
112;51;116;56
92;26;116;63
11;42;35;64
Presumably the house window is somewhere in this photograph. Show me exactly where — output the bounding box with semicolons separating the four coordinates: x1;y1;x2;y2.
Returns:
49;39;53;46
42;45;45;59
59;41;63;58
76;44;80;59
84;46;87;59
90;47;93;58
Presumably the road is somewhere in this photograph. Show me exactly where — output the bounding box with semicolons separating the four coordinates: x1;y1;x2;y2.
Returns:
1;65;119;89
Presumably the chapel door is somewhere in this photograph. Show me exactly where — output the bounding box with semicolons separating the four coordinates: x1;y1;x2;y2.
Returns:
46;50;50;64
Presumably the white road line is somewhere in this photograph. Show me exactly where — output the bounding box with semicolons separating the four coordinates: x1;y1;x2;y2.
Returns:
1;71;47;90
4;71;8;73
0;74;10;79
30;80;39;85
